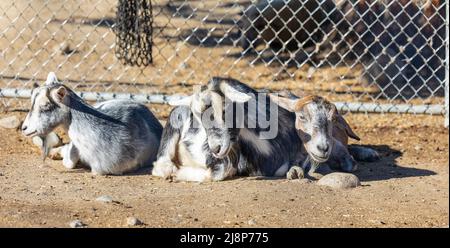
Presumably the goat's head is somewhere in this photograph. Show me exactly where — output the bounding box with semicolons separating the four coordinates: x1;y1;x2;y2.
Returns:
170;78;252;159
270;94;339;164
22;72;71;138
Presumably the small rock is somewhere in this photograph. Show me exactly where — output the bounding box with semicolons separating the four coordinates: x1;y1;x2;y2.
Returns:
414;145;422;151
247;219;256;225
46;132;62;148
96;195;113;203
0;115;20;129
126;217;142;226
317;172;361;189
69;220;85;228
368;219;386;225
32;132;61;148
32;136;44;148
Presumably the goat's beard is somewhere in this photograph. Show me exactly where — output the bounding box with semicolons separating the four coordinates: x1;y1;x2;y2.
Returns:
302;156;321;174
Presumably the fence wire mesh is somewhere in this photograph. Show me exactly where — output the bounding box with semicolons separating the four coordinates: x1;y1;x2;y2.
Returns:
0;0;448;121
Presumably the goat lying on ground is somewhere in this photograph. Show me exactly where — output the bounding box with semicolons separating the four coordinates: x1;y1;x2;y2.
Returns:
270;92;380;177
152;77;305;182
21;72;163;175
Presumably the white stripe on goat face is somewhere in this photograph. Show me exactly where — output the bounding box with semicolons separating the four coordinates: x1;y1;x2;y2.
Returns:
178;116;208;168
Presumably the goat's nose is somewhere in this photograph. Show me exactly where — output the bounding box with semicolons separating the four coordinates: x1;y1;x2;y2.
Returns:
317;143;330;154
21;125;28;131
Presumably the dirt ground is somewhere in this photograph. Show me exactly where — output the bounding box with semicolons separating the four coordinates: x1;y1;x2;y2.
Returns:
0;111;448;228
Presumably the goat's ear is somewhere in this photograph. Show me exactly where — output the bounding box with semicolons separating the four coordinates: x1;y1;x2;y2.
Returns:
168;95;192;106
45;72;59;86
50;86;67;103
219;83;251;103
334;114;361;141
269;94;297;112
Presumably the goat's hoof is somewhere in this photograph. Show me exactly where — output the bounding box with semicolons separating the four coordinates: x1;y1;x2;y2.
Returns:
152;161;178;180
48;148;63;160
287;166;304;180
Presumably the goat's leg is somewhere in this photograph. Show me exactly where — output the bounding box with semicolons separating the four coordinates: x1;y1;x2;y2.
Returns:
286;165;305;180
174;167;212;182
61;142;80;169
152;121;180;180
48;146;63;160
348;145;380;162
327;140;358;172
209;160;237;181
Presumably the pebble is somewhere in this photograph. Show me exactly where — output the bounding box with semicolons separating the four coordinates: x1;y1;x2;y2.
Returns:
126;217;143;226
32;132;61;148
247;219;256;225
69;220;85;228
95;195;113;203
317;172;361;189
0;115;20;129
32;136;43;148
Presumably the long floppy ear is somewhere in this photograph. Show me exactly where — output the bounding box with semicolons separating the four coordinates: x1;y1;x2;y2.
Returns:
168;95;192;106
334;114;360;141
45;72;59;86
219;83;251;103
50;86;67;104
269;94;298;112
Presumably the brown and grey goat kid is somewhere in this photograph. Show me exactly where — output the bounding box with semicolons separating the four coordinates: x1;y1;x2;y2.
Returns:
270;93;380;176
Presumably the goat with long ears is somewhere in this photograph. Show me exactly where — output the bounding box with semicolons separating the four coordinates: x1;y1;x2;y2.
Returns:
270;92;380;175
152;77;306;182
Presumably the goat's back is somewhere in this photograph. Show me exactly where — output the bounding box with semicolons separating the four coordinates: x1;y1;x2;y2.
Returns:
93;100;163;167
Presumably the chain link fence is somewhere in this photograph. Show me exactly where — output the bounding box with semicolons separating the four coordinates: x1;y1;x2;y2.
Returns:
0;0;448;124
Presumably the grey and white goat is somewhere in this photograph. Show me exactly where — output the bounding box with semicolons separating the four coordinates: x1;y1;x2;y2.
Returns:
270;93;380;176
152;77;305;182
21;72;163;175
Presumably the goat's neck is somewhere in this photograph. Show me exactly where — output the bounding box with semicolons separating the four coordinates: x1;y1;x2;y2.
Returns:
65;95;108;137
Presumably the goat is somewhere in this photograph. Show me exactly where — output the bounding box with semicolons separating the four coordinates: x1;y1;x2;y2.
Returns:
237;0;335;55
152;77;305;182
21;72;163;175
270;92;380;177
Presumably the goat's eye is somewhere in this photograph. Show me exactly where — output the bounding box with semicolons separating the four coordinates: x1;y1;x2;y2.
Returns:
298;114;306;122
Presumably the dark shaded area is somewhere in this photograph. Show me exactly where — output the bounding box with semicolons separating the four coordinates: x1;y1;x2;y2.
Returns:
350;144;436;182
234;0;446;100
253;144;436;182
323;0;447;99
